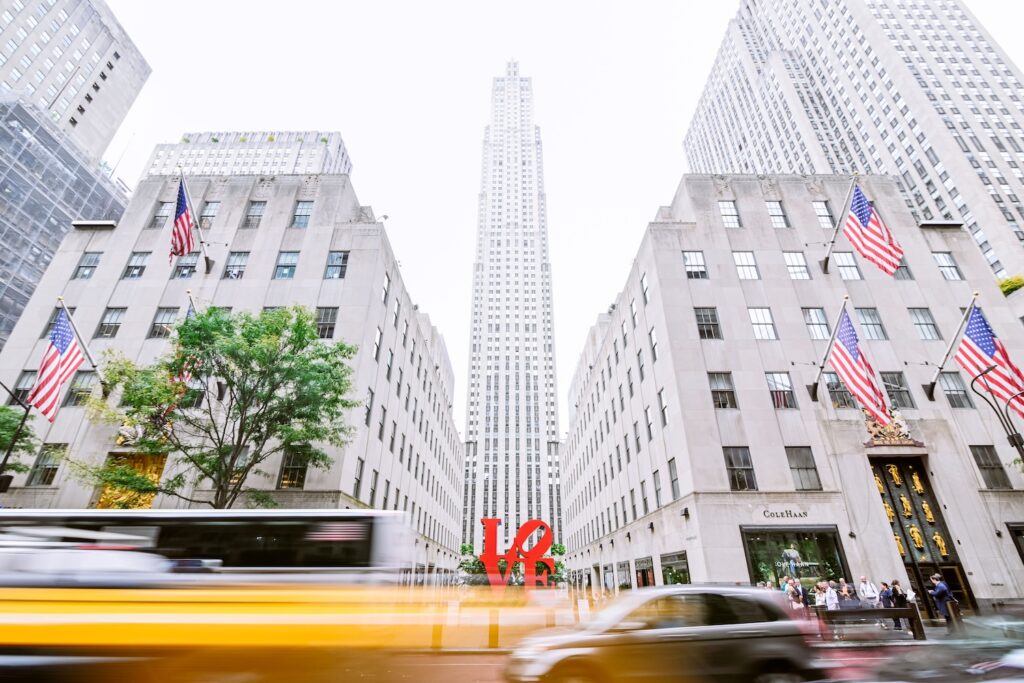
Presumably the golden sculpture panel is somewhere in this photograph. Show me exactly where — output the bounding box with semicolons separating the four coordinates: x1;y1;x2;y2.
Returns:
908;524;925;550
875;473;885;494
899;494;913;518
886;464;903;487
911;471;925;494
932;532;949;557
95;453;167;510
894;533;906;556
921;501;936;524
884;500;896;524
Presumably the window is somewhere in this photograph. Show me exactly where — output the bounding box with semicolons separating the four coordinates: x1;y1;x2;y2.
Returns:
325;251;349;279
683;251;707;279
316;307;338;339
719;200;741;228
970;445;1011;489
63;371;96;407
939;372;974;408
695;307;722;340
94;307;125;338
630;299;637;328
823;371;856;409
657;388;668;425
26;444;64;486
373;327;382;361
766;372;797;409
278;450;308;489
909;307;942;340
648;327;659;361
273;251;299;279
733;251;759;279
8;371;35;406
786;447;822;491
72;252;100;279
813;200;834;229
668;458;680;500
291;200;313;228
641;273;650;304
856;308;888;340
709;372;737;408
121;251;150;279
933;252;963;280
364;388;374;426
42;307;74;338
172;252;199;279
784;252;811;280
637;349;645;381
653;470;662;508
834;252;862;280
242;201;265;229
353;457;365;499
881;372;915;409
766;201;789;228
149;307;179;339
149;202;172;229
748;308;777;340
724;447;757;491
644;406;654;441
223;252;249;279
803;307;831;340
199;201;219;230
382;273;392;303
894;257;914;280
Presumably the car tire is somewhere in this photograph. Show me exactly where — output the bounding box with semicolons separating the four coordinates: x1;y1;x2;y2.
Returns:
545;661;603;683
751;664;809;683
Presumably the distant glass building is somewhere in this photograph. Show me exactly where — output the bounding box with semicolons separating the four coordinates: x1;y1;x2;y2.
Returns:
684;0;1024;278
0;98;125;344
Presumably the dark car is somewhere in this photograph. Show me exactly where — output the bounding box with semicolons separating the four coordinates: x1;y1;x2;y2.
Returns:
505;586;830;683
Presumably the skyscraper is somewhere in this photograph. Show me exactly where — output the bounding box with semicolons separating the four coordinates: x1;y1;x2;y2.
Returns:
684;0;1024;278
463;62;561;550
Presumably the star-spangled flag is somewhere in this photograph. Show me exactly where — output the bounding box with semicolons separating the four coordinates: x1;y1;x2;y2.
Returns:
26;309;86;422
828;308;891;425
843;184;904;276
956;306;1024;417
169;178;195;264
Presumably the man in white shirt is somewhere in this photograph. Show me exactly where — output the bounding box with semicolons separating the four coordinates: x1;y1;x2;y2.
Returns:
858;575;880;608
825;581;840;610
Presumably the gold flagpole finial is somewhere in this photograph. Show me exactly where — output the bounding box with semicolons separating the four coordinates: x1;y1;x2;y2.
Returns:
186;289;192;295
57;296;64;302
843;294;849;300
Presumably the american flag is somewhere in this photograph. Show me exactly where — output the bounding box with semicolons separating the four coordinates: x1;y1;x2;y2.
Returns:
26;309;85;422
174;303;197;385
955;306;1024;417
169;178;195;263
305;522;367;542
843;184;904;276
829;308;891;425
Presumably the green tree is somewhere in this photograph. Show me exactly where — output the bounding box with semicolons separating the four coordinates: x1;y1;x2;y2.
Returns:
1000;275;1024;297
0;404;39;475
74;306;358;508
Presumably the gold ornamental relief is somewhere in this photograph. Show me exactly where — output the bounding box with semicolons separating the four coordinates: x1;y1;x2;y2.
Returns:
899;494;913;518
894;533;906;556
922;501;936;524
864;410;924;447
884;500;896;524
933;532;949;557
875;473;885;494
908;524;926;550
887;464;903;487
95;453;167;510
911;471;925;494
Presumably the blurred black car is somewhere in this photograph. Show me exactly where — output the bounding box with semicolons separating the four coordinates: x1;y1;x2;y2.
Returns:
506;586;830;683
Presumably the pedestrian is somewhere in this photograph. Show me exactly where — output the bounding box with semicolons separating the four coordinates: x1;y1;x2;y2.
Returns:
825;581;840;610
858;575;880;609
928;573;957;634
879;582;893;630
891;579;908;631
837;579;858;609
788;578;808;612
814;582;827;608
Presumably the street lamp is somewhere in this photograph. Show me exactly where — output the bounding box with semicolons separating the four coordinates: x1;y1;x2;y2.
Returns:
970;365;1024;461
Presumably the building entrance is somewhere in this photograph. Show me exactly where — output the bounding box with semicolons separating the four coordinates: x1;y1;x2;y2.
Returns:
870;457;975;617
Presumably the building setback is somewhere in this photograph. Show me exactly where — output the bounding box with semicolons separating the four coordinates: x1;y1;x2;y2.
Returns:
145;131;353;179
463;62;562;550
684;0;1024;278
563;173;1024;613
0;172;464;576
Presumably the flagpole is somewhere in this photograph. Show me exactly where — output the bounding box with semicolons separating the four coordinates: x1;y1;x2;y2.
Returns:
179;173;214;274
185;288;199;313
923;291;979;401
57;297;98;371
807;296;849;401
820;176;858;274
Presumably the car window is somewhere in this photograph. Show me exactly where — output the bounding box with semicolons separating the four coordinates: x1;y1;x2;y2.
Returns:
728;596;781;624
625;594;706;629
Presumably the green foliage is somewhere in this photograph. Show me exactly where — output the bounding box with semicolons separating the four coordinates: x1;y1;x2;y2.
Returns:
1000;275;1024;297
75;306;358;508
0;404;38;474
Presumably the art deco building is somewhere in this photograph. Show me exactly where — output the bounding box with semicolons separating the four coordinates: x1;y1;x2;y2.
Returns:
563;173;1024;614
463;62;562;549
0;171;464;576
684;0;1024;278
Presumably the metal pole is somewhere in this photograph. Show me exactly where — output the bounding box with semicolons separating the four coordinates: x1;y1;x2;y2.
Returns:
820;177;858;274
180;175;214;274
0;402;30;477
924;292;979;400
1000;388;1024;462
807;296;849;401
57;297;98;371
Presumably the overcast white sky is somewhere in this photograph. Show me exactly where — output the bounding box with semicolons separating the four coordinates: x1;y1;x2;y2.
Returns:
102;0;1021;436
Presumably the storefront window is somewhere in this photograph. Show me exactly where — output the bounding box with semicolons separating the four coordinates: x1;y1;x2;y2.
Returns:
602;563;614;592
635;556;655;587
660;551;690;585
742;526;849;590
617;561;632;590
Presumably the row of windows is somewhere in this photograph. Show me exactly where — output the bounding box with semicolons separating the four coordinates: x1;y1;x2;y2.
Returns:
72;250;350;282
149;199;313;231
683;249;964;281
716;199;833;230
694;304;944;342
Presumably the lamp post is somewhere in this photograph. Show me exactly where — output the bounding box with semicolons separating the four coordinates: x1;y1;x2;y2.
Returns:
970;366;1024;461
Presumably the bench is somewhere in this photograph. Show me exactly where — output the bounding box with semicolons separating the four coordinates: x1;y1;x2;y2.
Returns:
815;605;927;640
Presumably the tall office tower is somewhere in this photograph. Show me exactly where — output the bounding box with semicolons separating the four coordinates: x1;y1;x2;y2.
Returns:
0;0;148;346
463;62;562;550
0;171;464;576
684;0;1024;278
0;0;150;159
145;131;353;178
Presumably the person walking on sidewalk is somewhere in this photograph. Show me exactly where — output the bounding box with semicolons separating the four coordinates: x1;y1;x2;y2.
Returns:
891;579;908;631
929;573;957;634
859;575;884;628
